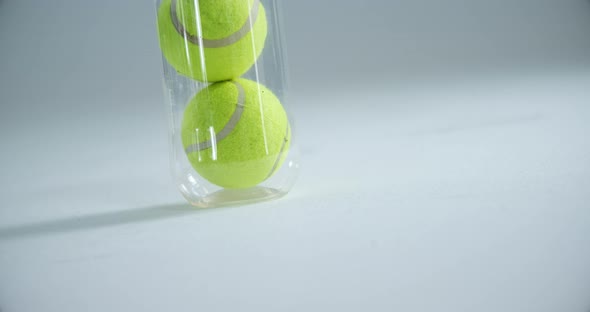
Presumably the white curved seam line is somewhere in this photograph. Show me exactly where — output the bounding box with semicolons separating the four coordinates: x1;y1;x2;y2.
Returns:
185;81;245;154
171;0;260;48
265;124;290;179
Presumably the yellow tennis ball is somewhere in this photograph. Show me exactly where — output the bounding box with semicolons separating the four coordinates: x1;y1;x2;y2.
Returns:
181;79;291;189
157;0;268;82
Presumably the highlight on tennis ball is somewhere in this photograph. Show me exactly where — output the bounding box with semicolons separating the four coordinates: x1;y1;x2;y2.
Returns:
181;79;291;189
157;0;267;82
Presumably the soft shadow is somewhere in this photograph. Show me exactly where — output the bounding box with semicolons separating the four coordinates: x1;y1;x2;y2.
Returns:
0;203;200;241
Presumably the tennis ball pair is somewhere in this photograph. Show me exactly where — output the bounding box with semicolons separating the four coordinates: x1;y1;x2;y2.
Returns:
158;0;289;189
157;0;267;82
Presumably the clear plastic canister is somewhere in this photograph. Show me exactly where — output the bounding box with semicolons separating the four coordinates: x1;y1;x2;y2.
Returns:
155;0;299;208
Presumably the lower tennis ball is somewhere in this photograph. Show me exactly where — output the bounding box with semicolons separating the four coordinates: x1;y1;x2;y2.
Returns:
157;0;267;82
181;79;290;189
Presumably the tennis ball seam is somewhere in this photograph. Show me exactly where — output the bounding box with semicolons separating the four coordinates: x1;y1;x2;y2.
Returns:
184;80;246;154
265;124;290;179
170;0;261;48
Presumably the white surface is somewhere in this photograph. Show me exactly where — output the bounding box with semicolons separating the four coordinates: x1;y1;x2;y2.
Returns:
1;72;590;311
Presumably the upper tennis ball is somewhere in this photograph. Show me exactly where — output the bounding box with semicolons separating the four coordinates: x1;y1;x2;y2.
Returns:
157;0;268;82
181;79;291;189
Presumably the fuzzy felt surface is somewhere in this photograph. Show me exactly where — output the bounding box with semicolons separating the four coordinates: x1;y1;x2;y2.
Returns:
157;0;267;82
181;79;290;189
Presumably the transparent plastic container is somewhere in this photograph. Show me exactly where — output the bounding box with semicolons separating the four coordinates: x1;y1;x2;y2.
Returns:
155;0;299;208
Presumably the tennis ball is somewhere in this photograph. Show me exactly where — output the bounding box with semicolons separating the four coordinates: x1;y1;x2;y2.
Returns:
157;0;268;82
181;79;290;189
